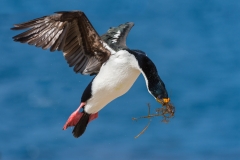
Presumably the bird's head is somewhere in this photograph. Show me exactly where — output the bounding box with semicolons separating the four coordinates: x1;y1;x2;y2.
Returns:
148;80;170;105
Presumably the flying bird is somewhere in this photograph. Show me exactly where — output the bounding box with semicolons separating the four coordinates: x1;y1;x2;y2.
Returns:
11;11;171;138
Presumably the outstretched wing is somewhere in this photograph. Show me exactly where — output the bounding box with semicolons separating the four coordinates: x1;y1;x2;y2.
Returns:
11;11;111;75
101;22;134;51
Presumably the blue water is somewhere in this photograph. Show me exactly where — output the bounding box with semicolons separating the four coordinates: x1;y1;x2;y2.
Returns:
1;0;240;159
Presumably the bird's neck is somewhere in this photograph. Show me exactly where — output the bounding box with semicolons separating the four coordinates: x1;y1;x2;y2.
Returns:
127;49;168;99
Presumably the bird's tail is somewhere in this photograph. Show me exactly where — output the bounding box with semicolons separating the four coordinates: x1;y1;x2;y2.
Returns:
72;112;90;138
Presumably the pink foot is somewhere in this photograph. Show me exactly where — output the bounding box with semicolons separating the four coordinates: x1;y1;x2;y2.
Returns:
62;102;86;130
62;102;99;130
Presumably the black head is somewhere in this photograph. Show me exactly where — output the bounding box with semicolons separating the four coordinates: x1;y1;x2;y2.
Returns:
146;76;170;105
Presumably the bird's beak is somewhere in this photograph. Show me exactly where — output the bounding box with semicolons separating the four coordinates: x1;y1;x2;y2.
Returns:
156;97;170;105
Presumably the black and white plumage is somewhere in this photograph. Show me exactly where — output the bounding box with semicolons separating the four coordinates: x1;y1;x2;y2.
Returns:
12;10;171;138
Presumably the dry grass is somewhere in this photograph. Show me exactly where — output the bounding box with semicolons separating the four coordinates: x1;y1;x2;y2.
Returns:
133;102;175;138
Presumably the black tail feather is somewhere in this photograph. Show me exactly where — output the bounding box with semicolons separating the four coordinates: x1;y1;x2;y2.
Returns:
72;112;90;138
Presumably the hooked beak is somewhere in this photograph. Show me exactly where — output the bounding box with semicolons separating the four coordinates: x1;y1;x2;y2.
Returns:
156;97;170;105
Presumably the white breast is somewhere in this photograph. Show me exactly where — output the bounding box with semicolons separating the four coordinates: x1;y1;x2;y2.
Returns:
84;50;140;114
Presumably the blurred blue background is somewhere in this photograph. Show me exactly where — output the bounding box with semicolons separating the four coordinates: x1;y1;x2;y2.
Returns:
1;0;240;159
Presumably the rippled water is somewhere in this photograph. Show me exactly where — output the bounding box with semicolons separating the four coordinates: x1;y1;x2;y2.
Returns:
1;0;240;159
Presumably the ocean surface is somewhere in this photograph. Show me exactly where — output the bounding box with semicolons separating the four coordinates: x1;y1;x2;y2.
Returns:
1;0;240;159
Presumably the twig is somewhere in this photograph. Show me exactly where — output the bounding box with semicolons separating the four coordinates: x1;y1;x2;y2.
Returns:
134;103;152;139
134;119;151;139
133;102;175;138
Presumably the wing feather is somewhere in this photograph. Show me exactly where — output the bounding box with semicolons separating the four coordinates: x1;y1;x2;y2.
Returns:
50;22;69;51
12;11;112;75
74;57;88;73
101;22;134;51
68;51;85;67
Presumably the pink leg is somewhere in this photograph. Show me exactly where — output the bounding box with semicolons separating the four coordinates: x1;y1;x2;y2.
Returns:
62;102;86;130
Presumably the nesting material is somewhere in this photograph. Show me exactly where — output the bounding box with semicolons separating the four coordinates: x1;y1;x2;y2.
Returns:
133;102;175;138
